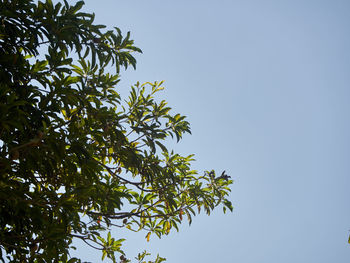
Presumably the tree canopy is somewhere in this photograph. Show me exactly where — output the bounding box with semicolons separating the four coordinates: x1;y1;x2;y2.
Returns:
0;0;233;262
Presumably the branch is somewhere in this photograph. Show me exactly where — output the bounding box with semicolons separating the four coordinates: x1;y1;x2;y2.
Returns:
70;234;104;251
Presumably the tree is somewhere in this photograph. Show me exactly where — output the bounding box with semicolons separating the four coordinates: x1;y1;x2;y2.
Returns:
0;0;233;262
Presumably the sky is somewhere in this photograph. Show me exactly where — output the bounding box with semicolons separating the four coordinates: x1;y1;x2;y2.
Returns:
73;0;350;262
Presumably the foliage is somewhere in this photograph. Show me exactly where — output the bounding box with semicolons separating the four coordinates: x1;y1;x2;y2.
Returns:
0;0;233;262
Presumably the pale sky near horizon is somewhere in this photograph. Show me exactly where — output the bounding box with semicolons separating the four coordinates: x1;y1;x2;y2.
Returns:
72;0;350;262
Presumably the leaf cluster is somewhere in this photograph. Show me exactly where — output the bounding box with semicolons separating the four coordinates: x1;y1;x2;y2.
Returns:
0;0;233;262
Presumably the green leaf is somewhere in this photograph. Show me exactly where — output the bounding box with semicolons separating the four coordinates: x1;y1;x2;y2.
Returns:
67;258;80;263
155;141;168;153
102;250;107;261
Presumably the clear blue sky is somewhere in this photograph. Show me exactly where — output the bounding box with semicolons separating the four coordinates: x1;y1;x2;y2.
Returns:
75;0;350;262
